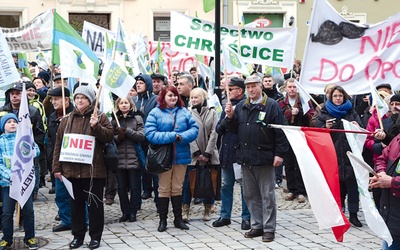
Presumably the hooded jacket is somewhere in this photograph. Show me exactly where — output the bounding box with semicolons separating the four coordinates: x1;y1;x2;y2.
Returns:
133;74;158;122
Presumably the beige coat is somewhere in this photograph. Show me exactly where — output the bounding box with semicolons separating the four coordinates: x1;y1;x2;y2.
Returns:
189;106;220;166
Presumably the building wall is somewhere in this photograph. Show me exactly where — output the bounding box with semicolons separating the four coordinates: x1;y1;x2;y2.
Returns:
0;0;215;39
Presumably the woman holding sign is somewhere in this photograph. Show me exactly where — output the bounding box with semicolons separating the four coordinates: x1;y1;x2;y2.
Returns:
52;85;114;250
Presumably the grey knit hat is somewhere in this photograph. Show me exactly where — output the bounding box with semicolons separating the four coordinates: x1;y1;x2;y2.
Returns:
73;85;96;104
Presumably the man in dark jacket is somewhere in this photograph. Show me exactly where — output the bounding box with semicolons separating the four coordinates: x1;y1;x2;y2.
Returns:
262;74;283;101
261;74;284;187
278;78;315;203
224;75;288;243
133;74;158;201
212;77;250;230
46;87;74;232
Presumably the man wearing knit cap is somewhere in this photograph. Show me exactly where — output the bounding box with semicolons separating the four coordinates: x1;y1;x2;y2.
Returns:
73;85;96;104
133;73;159;202
52;84;113;249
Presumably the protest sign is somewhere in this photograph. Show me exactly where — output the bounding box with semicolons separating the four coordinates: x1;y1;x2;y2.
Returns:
82;21;115;63
300;0;400;94
0;29;21;90
59;134;95;164
2;10;53;52
170;11;297;69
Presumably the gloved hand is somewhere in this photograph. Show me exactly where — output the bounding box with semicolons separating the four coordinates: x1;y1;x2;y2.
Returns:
117;127;126;140
116;127;126;134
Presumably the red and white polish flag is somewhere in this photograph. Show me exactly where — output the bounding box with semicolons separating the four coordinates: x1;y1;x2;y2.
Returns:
271;124;350;242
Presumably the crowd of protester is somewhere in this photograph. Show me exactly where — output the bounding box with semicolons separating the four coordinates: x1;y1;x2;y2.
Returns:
1;56;399;249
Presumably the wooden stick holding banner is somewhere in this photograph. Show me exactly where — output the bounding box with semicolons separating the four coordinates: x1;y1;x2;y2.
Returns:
224;69;230;103
61;74;66;116
16;203;20;227
374;104;384;130
93;85;102;116
236;0;243;57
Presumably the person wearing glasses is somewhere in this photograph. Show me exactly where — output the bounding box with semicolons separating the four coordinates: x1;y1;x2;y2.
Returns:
212;77;251;230
315;85;364;228
170;70;179;86
223;75;288;243
52;85;114;249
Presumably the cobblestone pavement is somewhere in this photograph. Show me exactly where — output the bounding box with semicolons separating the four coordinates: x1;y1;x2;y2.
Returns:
9;180;381;249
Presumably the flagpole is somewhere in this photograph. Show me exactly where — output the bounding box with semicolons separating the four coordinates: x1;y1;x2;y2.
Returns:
374;104;384;130
268;124;374;135
195;60;200;88
112;110;121;127
93;85;102;115
347;152;379;178
61;74;66;116
16;203;20;227
224;69;230;103
236;0;242;57
310;96;322;110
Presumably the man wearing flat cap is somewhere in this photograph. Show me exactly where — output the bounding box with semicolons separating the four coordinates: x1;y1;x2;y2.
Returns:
151;73;165;96
223;75;288;243
376;83;393;95
212;77;251;230
47;87;74;233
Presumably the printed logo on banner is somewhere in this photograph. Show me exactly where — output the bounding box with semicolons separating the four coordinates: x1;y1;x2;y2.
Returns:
229;51;242;69
106;62;127;88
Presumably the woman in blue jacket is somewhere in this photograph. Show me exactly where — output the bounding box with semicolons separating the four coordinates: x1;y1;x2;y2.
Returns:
145;86;199;232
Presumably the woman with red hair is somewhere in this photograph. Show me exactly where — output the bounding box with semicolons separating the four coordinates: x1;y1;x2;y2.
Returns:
145;86;199;232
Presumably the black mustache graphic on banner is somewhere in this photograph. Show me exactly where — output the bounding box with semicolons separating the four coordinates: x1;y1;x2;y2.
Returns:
311;20;368;45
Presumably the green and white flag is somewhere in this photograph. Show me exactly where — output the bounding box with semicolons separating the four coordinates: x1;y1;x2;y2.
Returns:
59;39;97;84
369;80;389;118
344;120;393;246
100;57;134;98
203;0;215;13
221;43;249;76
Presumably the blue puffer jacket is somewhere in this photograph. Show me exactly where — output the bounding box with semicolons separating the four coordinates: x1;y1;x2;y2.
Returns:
145;106;199;165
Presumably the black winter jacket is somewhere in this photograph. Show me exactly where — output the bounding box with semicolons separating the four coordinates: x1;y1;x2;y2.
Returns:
224;93;288;167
